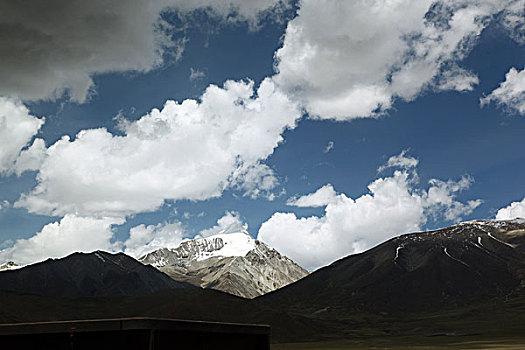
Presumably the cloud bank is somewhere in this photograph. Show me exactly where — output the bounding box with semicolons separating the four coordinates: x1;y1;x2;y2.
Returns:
0;0;289;102
0;0;521;269
273;0;517;120
16;78;300;217
0;211;246;265
0;214;187;265
257;152;482;270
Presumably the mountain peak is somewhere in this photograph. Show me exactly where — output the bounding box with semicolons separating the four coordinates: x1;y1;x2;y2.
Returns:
140;232;307;298
141;231;257;268
0;261;20;271
191;231;256;261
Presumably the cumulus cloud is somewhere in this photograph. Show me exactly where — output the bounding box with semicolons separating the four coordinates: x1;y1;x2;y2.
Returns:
198;211;247;238
496;197;525;219
287;184;338;207
480;67;525;115
15;78;300;217
257;151;481;270
123;222;186;259
0;97;45;174
273;0;516;120
0;0;289;102
13;138;47;175
0;215;124;265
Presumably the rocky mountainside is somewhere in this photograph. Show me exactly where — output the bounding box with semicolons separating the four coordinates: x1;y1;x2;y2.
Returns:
0;261;20;271
260;219;525;315
139;227;308;298
0;250;190;297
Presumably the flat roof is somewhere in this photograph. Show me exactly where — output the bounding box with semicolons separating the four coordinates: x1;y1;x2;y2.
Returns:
0;317;271;336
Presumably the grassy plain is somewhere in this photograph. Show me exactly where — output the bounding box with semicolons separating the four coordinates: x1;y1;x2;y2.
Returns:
272;336;525;349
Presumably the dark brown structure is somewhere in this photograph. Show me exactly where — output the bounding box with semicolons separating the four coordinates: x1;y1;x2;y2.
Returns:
0;317;270;350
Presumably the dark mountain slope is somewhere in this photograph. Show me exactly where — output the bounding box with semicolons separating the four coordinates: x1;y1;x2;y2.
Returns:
1;220;524;343
0;288;321;343
260;220;525;315
0;251;319;342
0;250;190;297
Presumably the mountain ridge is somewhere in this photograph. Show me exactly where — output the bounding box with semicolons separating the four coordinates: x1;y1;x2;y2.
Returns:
0;219;525;343
259;219;525;315
139;229;308;298
0;250;190;297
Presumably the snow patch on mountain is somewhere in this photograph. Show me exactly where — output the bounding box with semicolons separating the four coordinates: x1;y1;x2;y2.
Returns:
0;261;21;271
191;231;257;262
139;229;308;298
141;229;259;268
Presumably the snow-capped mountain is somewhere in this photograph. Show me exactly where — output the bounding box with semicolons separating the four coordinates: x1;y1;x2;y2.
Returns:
139;225;308;298
0;261;20;271
141;231;258;268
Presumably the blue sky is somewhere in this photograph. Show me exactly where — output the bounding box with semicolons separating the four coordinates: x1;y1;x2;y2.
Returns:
0;0;523;270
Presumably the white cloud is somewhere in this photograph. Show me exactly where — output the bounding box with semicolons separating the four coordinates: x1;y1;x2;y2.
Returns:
13;138;47;175
0;211;249;265
257;153;481;270
426;176;483;221
0;0;289;102
0;98;45;174
123;222;186;259
0;200;9;211
480;67;525;115
323;141;334;153
436;65;480;92
229;163;280;199
189;68;206;81
377;149;419;172
0;210;252;265
273;0;514;120
15;78;300;217
496;197;525;219
173;0;291;26
501;0;525;44
0;215;124;265
287;184;338;207
198;211;247;238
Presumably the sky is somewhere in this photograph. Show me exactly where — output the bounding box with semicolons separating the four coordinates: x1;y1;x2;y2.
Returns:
0;0;524;270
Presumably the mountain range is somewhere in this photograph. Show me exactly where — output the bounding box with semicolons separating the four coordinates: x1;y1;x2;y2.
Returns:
0;219;524;344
